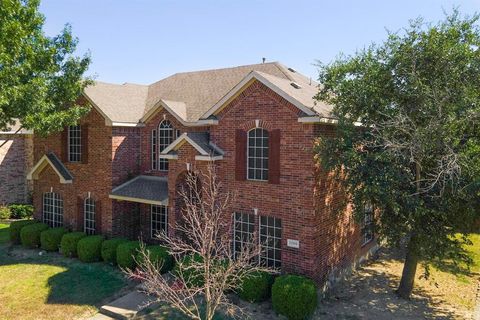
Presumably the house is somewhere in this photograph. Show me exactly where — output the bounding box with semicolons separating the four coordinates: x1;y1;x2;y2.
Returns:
27;62;376;283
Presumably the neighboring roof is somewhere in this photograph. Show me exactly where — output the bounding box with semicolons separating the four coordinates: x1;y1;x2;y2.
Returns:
83;62;332;125
109;175;168;205
27;152;73;184
162;132;224;161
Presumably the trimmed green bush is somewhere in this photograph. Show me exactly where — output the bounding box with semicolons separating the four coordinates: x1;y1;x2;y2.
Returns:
60;232;87;257
0;206;11;219
239;271;274;303
116;241;141;269
8;204;34;219
101;238;128;264
271;275;318;320
40;227;67;251
174;254;204;287
136;245;174;274
77;235;105;263
20;223;49;248
9;220;35;244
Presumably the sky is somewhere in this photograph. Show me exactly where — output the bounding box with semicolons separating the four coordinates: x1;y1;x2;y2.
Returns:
39;0;480;85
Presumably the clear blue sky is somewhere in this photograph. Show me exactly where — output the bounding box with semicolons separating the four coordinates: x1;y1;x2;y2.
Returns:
39;0;479;84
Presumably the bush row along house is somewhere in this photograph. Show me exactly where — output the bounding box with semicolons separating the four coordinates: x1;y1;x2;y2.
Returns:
27;62;376;283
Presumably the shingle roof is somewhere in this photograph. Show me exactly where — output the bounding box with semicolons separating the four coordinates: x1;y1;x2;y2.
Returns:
162;132;223;157
83;62;332;124
27;152;73;184
46;153;73;182
110;175;168;205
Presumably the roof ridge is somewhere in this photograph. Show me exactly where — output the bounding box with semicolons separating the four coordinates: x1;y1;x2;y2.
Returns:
273;62;295;81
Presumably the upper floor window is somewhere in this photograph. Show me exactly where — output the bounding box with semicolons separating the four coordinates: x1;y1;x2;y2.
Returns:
43;192;63;228
362;203;374;246
68;125;82;162
247;128;269;181
84;197;96;235
158;120;174;171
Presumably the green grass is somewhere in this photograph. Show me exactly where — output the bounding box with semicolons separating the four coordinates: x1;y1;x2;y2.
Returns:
0;223;130;320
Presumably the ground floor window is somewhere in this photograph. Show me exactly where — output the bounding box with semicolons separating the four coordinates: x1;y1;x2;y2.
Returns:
43;192;63;227
151;204;168;239
233;212;255;259
362;203;374;246
259;216;282;268
84;197;96;235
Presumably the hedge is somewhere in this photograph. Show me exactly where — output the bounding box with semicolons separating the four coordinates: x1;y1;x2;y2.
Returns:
136;245;174;274
9;204;34;219
174;254;204;288
9;220;36;244
20;223;49;248
40;227;67;251
101;238;128;264
0;206;11;219
60;232;87;257
271;275;318;320
77;235;105;263
116;241;141;269
239;271;274;303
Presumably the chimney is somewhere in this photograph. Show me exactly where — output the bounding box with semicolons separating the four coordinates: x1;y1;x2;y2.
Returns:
262;57;266;64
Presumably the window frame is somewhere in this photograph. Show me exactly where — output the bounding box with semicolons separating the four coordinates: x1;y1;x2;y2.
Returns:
43;192;63;228
151;129;158;170
158;120;174;171
361;203;374;246
68;125;82;163
84;197;96;235
151;204;168;239
259;215;282;268
233;212;255;259
247;128;269;181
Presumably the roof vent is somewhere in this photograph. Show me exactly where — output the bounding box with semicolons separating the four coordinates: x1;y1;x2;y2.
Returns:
290;82;302;89
287;67;296;73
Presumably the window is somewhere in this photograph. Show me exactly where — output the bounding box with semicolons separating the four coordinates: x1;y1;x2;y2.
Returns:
151;204;168;239
68;125;82;162
158;120;174;171
84;197;96;235
233;212;255;258
151;129;157;170
259;216;282;268
43;192;63;227
247;128;269;181
362;203;374;246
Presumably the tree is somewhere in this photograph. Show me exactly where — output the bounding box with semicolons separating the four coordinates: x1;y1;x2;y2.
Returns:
126;165;268;320
0;0;92;139
315;11;480;299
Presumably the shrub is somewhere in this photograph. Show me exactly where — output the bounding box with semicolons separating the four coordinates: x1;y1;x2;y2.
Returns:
20;223;49;248
271;275;318;320
77;235;105;263
0;206;11;219
60;232;87;257
101;238;128;264
8;204;34;219
174;254;204;287
9;220;35;244
239;271;274;303
116;241;141;269
40;227;67;251
136;245;174;274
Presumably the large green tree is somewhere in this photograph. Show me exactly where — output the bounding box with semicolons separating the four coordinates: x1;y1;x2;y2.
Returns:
315;11;480;298
0;0;91;137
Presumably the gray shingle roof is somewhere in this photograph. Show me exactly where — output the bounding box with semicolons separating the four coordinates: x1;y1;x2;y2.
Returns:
46;152;73;181
161;132;224;157
110;176;168;205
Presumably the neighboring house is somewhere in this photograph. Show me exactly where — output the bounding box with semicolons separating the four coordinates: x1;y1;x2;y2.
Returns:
27;62;376;283
0;122;33;204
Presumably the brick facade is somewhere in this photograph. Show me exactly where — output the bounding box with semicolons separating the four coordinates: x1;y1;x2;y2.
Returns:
31;79;376;284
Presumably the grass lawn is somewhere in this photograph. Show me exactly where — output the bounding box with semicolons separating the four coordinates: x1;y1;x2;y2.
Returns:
0;222;131;320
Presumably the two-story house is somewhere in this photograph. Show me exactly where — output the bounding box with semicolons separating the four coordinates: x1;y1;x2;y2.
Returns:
27;62;376;283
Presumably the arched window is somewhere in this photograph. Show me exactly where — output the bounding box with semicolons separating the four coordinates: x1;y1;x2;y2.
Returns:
247;128;269;181
158;120;174;171
43;192;63;227
84;197;96;235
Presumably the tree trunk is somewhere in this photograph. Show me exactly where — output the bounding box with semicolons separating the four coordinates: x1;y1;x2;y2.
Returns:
397;234;419;299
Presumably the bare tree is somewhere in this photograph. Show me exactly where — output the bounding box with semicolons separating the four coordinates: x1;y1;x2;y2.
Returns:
125;164;269;320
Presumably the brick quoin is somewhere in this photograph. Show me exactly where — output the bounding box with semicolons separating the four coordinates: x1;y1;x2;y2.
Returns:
31;80;376;285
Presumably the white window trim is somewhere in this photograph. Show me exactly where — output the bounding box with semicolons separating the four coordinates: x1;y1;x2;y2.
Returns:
259;215;282;268
151;129;157;171
68;125;82;163
151;204;168;239
247;128;269;182
84;197;95;235
158;120;174;171
43;192;63;228
233;212;255;258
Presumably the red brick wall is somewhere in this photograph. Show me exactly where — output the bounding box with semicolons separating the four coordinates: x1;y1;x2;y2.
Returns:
112;127;141;186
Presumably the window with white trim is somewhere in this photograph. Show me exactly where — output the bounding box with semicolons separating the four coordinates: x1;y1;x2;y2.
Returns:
151;204;168;239
247;128;269;181
84;197;96;235
259;216;282;268
233;212;255;259
68;125;82;162
362;203;374;246
151;129;158;170
43;192;63;227
158;120;174;171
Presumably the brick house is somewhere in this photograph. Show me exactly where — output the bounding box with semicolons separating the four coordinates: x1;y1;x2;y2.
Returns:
27;62;376;283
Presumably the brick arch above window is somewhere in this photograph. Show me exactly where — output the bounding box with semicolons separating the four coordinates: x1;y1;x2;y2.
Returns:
239;119;274;131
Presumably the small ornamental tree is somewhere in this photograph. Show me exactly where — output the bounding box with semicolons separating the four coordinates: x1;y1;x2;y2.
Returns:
315;11;480;299
0;0;92;144
125;165;269;320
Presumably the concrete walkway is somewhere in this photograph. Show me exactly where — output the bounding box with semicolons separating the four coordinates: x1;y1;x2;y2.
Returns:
87;289;154;320
474;281;480;320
